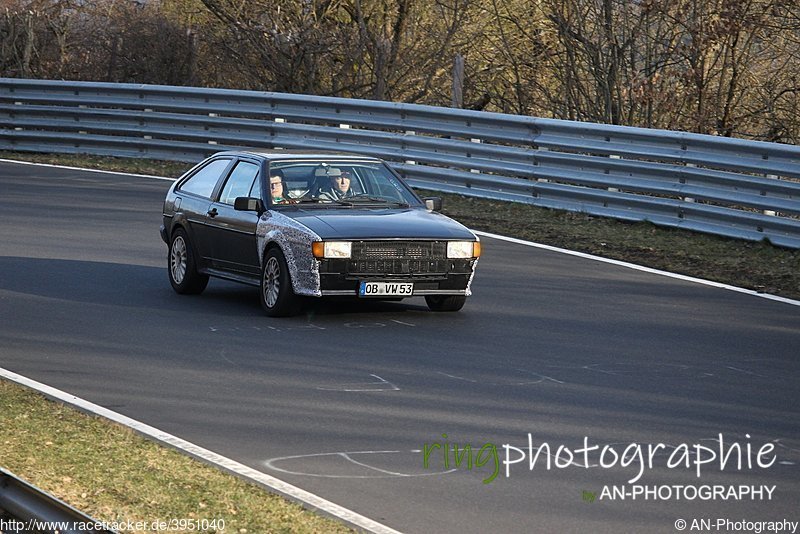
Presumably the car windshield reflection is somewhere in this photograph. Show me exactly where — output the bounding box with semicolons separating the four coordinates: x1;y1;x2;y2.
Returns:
268;161;420;207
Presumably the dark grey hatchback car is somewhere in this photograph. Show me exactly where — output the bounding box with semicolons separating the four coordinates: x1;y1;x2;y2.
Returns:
161;151;481;316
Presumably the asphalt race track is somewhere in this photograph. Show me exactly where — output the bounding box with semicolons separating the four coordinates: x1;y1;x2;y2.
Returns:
1;161;799;533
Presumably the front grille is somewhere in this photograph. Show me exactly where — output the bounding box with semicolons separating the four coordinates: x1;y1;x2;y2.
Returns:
351;241;446;260
348;259;450;275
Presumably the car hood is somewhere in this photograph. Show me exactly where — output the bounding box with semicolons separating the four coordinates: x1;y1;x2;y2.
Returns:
283;207;476;240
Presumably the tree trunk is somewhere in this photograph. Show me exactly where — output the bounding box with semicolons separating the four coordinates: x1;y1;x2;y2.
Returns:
22;12;34;77
452;53;464;108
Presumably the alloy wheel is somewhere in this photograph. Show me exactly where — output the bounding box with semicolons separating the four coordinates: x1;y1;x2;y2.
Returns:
264;256;281;308
170;236;187;284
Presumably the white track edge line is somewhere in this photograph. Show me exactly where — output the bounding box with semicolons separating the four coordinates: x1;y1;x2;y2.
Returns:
474;230;800;307
0;367;402;534
5;157;797;308
0;158;176;181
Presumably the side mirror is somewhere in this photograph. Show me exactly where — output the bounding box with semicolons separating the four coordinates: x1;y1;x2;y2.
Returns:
234;197;264;213
423;197;443;212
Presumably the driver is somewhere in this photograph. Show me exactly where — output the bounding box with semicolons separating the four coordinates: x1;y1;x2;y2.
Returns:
317;169;354;200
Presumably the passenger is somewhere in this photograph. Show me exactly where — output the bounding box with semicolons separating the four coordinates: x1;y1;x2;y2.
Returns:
269;170;293;204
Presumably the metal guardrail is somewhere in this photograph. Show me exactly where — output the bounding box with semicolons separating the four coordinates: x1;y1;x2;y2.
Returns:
1;77;799;248
0;468;116;533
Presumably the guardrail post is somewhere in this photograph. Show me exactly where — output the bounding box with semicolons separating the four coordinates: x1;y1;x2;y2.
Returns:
470;138;481;174
405;130;416;165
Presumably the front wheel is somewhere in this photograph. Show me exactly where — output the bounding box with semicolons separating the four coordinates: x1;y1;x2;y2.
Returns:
260;248;301;317
425;295;466;312
168;228;209;295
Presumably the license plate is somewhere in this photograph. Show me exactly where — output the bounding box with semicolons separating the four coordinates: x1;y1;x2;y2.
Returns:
359;281;414;297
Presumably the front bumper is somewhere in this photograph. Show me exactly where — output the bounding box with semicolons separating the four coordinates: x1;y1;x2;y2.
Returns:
317;257;475;296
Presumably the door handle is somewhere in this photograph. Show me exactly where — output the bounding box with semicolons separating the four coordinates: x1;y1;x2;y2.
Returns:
207;208;218;218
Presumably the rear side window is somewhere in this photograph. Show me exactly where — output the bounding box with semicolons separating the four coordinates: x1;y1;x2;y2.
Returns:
218;161;260;205
179;159;231;199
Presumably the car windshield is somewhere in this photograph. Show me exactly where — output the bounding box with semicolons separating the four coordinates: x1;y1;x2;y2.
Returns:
267;160;421;207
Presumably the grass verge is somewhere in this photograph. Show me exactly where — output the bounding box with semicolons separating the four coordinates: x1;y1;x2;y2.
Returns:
0;379;353;533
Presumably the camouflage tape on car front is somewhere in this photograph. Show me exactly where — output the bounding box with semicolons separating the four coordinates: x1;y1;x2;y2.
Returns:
464;233;480;296
256;212;322;297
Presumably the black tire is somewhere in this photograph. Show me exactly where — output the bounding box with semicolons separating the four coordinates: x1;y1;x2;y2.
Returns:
260;247;301;317
168;228;209;295
425;295;467;312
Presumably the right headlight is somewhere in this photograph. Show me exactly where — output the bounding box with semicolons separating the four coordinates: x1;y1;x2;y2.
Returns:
447;241;481;259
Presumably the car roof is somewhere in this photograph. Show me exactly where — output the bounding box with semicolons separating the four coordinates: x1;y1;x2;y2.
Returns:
216;150;383;162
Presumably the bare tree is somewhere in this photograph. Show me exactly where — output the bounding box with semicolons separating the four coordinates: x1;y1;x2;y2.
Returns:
2;0;800;143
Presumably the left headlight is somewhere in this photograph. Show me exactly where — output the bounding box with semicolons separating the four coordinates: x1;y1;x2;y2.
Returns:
312;241;352;259
447;241;481;259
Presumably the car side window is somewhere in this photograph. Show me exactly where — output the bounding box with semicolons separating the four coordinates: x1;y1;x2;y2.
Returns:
178;158;231;199
218;161;260;205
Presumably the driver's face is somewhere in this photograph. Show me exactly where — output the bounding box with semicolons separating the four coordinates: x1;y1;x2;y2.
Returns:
332;174;351;194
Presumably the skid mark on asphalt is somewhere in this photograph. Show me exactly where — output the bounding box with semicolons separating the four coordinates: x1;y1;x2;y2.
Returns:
773;440;800;465
543;360;787;381
207;320;415;334
311;367;567;392
580;362;693;377
316;374;400;392
435;371;478;383
433;368;566;386
515;368;565;384
265;450;456;478
218;348;237;365
725;365;768;378
209;323;328;333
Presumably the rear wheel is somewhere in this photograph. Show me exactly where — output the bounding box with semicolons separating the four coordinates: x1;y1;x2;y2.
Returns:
168;228;209;294
260;247;301;316
425;295;466;312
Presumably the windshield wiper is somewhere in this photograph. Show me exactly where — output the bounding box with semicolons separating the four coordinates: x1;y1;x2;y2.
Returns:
293;197;357;208
341;194;410;207
350;194;389;202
